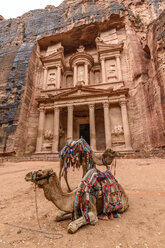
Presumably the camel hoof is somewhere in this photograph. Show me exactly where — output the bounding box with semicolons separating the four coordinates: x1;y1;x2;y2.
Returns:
67;222;78;234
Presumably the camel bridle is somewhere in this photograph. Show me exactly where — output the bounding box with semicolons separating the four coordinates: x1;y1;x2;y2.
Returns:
32;170;54;182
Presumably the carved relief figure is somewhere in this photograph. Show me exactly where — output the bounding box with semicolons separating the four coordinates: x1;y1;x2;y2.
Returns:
48;72;56;85
78;65;84;82
47;69;57;89
112;125;124;136
106;60;117;82
44;130;53;140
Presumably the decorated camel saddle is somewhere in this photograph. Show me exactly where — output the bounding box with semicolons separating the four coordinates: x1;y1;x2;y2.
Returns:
59;138;94;171
73;168;122;222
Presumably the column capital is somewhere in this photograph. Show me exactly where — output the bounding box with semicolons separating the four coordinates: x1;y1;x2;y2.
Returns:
68;105;74;110
89;103;95;110
119;100;127;107
54;106;60;111
39;105;45;112
57;64;62;69
100;57;105;61
103;102;109;108
116;54;120;58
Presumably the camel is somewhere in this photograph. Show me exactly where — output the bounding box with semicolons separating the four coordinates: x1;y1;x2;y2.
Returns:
25;168;129;234
59;138;120;191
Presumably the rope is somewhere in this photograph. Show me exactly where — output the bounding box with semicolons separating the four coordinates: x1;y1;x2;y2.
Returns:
33;183;63;240
3;184;63;240
34;184;42;230
3;223;63;239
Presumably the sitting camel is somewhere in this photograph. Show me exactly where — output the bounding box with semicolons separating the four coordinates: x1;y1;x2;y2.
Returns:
25;168;129;234
59;138;120;191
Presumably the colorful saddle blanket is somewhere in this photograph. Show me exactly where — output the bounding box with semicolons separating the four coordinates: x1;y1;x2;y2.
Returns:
59;138;94;171
73;168;122;222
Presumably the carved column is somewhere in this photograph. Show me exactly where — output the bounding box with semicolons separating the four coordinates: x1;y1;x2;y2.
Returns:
101;58;106;84
120;101;132;149
67;105;73;140
84;63;88;85
89;104;96;150
36;106;45;153
116;55;122;81
103;102;112;148
52;107;60;153
43;67;48;90
73;65;78;87
57;66;61;89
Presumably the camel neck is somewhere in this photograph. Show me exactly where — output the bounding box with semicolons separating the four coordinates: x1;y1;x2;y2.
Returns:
42;174;76;213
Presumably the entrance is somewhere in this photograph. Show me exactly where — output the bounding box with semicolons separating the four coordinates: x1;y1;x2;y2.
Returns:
79;124;90;145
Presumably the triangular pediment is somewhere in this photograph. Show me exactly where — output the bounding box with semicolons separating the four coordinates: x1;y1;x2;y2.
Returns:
54;85;113;100
41;50;65;65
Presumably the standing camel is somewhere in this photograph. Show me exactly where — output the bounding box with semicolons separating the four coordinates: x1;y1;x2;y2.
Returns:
25;168;129;234
59;138;120;191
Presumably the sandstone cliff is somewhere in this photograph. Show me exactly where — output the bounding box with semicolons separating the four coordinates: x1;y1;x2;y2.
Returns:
0;0;164;155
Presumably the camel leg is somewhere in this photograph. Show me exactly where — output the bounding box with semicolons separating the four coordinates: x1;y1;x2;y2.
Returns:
55;211;72;222
67;212;98;234
59;159;63;184
82;157;87;178
63;170;72;192
118;183;129;213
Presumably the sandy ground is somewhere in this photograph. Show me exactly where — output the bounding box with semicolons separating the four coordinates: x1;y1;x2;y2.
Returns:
0;159;165;248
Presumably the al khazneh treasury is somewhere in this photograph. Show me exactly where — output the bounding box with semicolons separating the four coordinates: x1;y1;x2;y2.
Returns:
0;0;165;156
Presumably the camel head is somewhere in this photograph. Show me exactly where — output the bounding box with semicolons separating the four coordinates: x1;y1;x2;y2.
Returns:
25;169;55;187
102;149;121;165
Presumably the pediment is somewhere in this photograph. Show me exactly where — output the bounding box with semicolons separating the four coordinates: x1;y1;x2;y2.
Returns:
54;85;113;100
41;50;65;65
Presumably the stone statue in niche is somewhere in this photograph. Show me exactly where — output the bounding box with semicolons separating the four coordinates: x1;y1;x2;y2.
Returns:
106;61;117;82
48;72;56;86
59;127;64;137
78;65;85;82
44;130;53;140
112;125;124;136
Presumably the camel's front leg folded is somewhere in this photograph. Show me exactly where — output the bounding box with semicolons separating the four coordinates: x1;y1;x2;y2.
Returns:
67;212;98;234
55;211;72;222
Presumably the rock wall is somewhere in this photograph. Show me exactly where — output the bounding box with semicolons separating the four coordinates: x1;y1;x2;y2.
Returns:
0;0;164;155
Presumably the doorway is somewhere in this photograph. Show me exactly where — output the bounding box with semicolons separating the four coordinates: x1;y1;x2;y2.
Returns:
79;124;90;145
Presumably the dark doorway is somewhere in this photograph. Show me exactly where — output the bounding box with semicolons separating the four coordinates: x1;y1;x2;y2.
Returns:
79;124;90;145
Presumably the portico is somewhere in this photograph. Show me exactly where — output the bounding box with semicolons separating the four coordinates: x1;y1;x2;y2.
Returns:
36;85;132;153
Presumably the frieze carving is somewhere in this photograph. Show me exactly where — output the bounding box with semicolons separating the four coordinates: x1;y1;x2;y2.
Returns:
112;125;124;136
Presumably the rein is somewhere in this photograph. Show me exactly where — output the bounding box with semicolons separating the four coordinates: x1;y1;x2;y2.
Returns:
102;155;107;166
